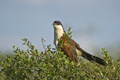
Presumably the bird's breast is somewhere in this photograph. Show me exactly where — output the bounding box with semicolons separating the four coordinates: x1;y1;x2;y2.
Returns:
54;29;64;48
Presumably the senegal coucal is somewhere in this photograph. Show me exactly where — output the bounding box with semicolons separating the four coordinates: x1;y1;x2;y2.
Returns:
52;20;105;65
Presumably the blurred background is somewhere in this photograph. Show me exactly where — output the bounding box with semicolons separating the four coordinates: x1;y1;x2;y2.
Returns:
0;0;120;60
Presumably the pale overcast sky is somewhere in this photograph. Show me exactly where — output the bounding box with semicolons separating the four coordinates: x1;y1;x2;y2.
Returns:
0;0;120;56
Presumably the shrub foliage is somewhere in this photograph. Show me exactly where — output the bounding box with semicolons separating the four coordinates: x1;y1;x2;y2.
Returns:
0;38;120;80
0;28;120;79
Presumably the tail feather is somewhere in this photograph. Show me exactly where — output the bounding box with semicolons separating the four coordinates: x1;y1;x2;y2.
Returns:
80;48;105;65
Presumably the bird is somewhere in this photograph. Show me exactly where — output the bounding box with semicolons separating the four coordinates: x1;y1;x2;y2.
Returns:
52;20;105;65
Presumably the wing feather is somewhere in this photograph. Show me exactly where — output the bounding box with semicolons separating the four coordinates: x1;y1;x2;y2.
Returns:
59;35;78;62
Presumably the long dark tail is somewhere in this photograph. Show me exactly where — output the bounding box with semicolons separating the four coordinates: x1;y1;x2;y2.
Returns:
79;48;105;65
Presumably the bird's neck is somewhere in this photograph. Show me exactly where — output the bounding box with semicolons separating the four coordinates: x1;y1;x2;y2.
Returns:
54;28;64;48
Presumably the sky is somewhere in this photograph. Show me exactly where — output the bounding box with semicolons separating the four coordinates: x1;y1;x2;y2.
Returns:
0;0;120;57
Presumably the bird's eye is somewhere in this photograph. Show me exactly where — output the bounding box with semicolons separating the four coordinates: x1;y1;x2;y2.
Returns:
56;22;59;25
57;21;60;25
53;21;61;25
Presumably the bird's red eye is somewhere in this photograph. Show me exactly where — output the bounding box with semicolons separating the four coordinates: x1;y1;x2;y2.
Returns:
54;21;61;25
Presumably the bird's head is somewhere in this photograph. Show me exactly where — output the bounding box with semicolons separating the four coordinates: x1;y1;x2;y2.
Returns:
52;21;65;32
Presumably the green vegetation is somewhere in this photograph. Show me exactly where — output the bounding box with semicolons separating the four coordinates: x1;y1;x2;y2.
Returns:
0;28;120;80
0;38;119;80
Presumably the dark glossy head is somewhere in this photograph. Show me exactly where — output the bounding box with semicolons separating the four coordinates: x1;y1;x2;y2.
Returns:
53;20;62;25
52;20;65;32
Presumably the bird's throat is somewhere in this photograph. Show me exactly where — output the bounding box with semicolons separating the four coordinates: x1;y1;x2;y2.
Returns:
54;29;64;48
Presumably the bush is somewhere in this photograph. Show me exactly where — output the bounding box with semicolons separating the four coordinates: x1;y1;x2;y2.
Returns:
0;38;120;80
